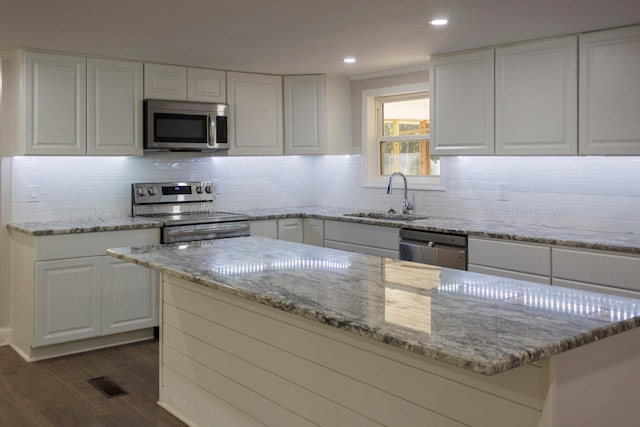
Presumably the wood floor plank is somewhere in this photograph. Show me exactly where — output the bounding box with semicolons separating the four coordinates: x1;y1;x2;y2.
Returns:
0;340;185;426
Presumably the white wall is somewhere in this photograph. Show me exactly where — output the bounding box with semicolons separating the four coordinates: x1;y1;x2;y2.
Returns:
10;153;640;234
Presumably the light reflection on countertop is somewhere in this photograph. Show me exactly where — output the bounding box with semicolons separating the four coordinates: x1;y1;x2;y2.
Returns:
107;236;640;375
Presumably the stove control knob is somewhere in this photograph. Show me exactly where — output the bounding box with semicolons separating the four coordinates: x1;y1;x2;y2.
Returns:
195;185;203;193
147;187;156;196
205;185;213;193
137;187;145;196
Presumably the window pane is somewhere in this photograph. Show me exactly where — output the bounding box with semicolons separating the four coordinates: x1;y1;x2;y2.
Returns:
380;140;439;176
382;98;429;137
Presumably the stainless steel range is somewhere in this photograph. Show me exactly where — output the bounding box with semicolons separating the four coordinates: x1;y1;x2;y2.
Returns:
132;181;250;243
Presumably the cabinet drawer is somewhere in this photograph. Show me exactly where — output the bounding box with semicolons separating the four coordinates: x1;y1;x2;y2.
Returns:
35;229;159;261
468;238;550;276
468;264;551;284
553;278;640;299
552;248;640;292
324;220;399;251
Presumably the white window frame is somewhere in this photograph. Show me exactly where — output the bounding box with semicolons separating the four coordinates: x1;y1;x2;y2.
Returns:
361;82;445;191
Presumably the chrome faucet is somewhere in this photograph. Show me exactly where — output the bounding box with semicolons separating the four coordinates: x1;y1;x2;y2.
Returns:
386;172;414;214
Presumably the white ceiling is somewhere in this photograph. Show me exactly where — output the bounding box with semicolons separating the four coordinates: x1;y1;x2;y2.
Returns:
1;0;639;79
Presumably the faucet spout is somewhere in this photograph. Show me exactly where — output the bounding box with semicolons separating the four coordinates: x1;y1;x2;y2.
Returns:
386;172;414;214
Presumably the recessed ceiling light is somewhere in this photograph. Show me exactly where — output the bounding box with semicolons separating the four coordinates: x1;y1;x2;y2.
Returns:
343;57;356;64
429;18;448;26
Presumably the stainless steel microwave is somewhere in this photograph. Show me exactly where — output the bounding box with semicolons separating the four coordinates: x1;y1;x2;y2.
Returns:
144;99;229;151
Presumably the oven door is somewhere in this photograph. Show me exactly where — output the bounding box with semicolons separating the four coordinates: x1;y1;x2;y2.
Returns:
163;221;250;243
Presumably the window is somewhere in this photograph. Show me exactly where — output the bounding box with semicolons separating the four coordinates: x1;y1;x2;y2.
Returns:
363;83;442;190
377;92;439;177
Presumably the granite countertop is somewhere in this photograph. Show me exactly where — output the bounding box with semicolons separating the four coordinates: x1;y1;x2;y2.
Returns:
108;236;640;375
240;206;640;255
7;217;163;236
7;205;640;253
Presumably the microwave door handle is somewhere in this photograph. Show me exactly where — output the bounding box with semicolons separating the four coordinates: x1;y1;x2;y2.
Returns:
207;115;216;148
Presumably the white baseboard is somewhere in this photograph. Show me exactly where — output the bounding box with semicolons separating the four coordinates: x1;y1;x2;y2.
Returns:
0;327;11;346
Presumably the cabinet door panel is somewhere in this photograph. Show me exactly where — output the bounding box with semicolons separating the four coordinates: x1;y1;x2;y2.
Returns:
187;68;226;102
430;49;494;155
250;220;278;239
35;257;102;347
284;75;325;155
227;72;283;155
24;52;86;155
102;257;158;335
144;63;187;100
496;36;577;155
303;219;324;247
579;25;640;154
87;58;143;155
277;218;304;243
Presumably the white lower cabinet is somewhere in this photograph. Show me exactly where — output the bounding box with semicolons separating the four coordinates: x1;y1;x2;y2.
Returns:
277;218;303;243
35;257;102;346
34;254;158;348
468;237;551;284
250;218;305;244
250;220;278;239
10;228;159;360
101;256;158;335
303;218;324;247
324;220;399;259
552;247;640;295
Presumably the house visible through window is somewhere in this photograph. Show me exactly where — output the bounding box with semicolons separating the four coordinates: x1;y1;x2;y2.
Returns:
377;92;439;177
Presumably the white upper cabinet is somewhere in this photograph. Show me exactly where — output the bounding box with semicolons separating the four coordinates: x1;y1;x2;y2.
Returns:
87;58;143;156
143;63;187;100
187;67;226;102
284;75;351;155
144;63;226;103
495;36;578;155
430;49;495;155
20;51;143;156
579;25;640;155
23;51;87;155
227;71;283;156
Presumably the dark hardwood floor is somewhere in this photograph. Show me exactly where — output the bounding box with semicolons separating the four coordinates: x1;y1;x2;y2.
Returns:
0;339;186;426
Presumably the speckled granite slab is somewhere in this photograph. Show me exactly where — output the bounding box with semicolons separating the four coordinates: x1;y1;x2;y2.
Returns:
239;206;640;255
108;236;640;375
7;217;162;236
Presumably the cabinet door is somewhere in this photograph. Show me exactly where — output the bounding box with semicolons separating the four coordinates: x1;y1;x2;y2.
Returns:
87;58;143;156
284;75;326;155
579;25;640;155
250;220;278;239
35;257;102;347
102;257;158;335
495;36;577;155
277;218;304;243
430;49;494;155
144;63;187;100
187;68;226;102
303;218;324;247
227;72;283;155
23;51;86;155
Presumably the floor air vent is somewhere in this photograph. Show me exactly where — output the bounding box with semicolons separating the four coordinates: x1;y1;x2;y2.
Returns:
87;376;129;398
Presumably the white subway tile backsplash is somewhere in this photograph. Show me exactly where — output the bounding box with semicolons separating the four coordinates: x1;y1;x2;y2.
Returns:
8;154;640;232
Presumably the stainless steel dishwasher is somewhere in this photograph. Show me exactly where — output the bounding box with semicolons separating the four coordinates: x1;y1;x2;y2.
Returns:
399;228;468;270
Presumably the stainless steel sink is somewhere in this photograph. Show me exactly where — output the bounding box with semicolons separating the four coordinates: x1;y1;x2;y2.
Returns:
343;212;429;221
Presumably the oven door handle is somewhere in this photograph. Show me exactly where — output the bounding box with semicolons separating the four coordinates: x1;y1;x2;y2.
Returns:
163;222;250;243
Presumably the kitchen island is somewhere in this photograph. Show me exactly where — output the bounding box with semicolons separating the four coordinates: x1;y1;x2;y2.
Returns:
108;236;640;427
